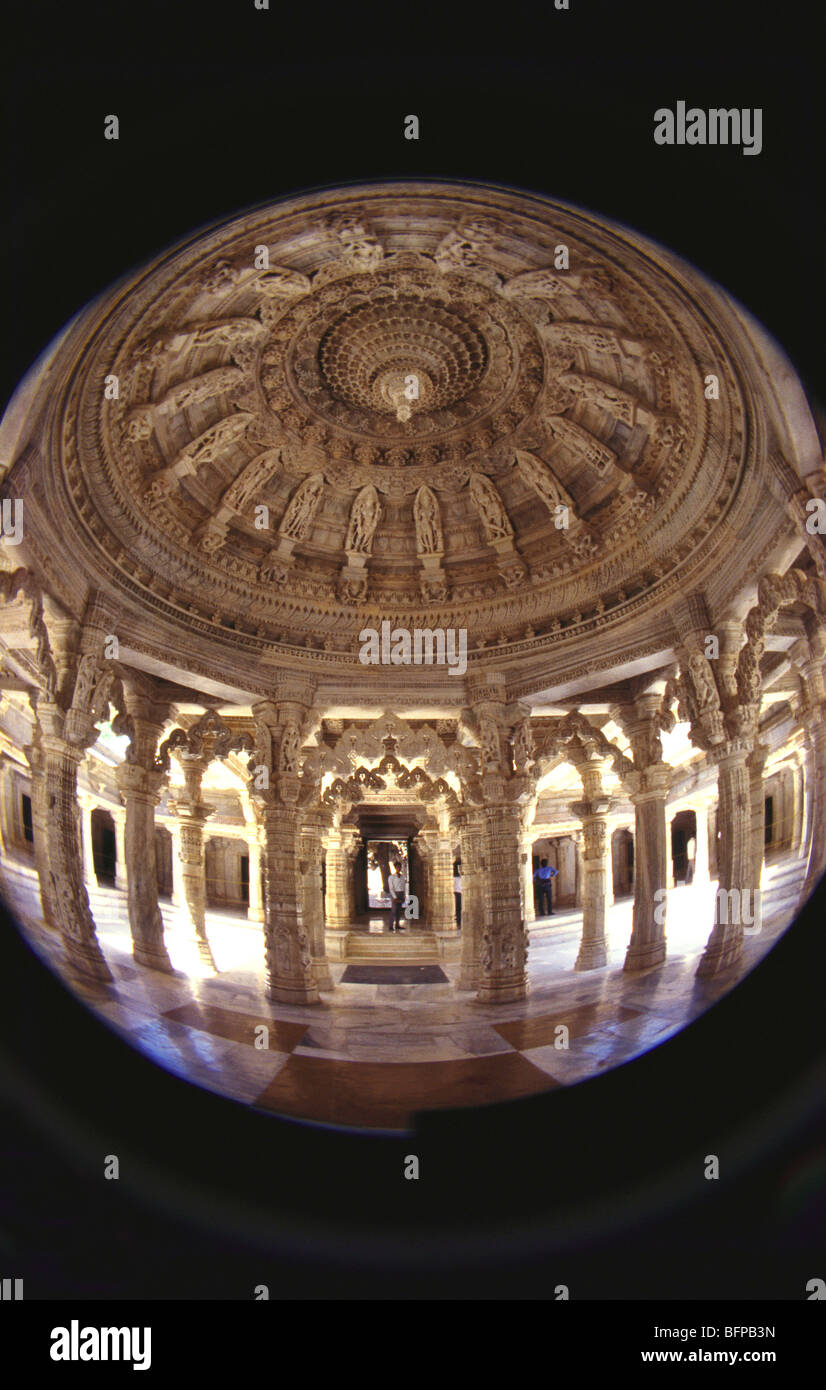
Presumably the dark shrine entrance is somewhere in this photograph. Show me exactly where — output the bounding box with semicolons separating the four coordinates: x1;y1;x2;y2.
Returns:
346;806;430;927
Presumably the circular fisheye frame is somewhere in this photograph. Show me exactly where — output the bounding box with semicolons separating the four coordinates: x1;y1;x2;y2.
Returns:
0;181;823;1138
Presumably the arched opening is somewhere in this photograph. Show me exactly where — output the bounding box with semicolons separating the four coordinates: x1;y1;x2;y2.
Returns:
204;835;249;910
90;808;116;885
611;826;634;899
154;826;173;900
670;809;697;886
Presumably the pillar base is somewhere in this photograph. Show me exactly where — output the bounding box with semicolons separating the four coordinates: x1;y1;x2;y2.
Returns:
574;942;607;971
324;928;349;961
133;941;174;974
454;967;477;991
696;939;743;978
193;936;218;972
475;974;527;1003
267;979;321;1005
434;929;462;961
312;956;334;991
623;939;666;972
247;906;266;923
65;939;114;985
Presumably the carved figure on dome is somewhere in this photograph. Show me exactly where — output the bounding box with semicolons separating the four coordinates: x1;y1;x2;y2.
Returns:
688;652;720;712
413;485;443;555
280;473;324;540
479;718;502;772
335;219;384;271
346;485;381;554
278;721;302;773
514;450;566;511
513;718;535;773
468;473;512;541
255;266;312;298
224;451;282;512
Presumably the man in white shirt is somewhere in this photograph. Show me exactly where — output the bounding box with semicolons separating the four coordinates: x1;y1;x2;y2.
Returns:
388;862;407;932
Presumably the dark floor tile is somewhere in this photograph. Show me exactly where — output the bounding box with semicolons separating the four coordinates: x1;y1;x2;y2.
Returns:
162;1003;307;1052
341;965;449;985
493;1002;641;1050
253;1052;559;1129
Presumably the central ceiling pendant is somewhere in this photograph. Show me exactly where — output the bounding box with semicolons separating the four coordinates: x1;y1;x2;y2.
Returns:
377;366;431;422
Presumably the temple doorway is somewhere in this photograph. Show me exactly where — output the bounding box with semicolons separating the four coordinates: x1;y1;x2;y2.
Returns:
671;809;697;884
91;807;116;885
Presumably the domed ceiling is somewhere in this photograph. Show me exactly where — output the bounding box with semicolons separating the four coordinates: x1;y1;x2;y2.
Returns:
8;182;793;702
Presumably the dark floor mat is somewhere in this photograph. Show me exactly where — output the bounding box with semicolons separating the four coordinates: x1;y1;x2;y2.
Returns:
340;965;449;985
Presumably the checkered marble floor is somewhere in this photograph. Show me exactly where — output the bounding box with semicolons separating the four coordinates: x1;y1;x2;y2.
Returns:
0;856;807;1132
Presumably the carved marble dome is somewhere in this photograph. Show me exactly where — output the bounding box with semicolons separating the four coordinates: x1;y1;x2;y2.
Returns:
3;182;811;703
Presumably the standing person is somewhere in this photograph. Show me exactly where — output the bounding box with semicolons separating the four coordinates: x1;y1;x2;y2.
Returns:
453;860;462;930
533;857;558;917
387;861;406;932
685;835;696;884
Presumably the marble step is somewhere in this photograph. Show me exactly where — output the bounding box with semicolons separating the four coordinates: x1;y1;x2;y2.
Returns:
345;930;439;962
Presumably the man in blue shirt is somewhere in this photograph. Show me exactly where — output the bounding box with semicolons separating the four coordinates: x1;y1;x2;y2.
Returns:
533;857;559;917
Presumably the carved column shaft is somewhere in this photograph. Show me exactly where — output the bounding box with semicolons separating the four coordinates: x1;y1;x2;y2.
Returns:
747;744;769;934
697;743;752;977
455;815;485;990
419;828;455;934
476;802;528;1003
247;830;264;923
78;798;98;888
24;740;58;931
802;714;826;899
300;817;333;990
625;776;669;971
176;804;216;968
520;832;536;924
573;807;610;971
694;801;711;883
38;711;112;983
261;803;319;1004
116;758;172;973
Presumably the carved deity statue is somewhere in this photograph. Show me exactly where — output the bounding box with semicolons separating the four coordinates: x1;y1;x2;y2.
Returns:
346;485;381;554
413;485;443;555
280;473;324;540
468;473;512;541
278;721;302;773
688;652;719;712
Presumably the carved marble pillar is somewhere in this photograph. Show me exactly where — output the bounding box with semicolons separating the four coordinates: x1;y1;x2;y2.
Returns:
247;829;265;923
476;801;528;1003
169;820;184;907
324;825;360;958
260;802;319;1003
747;742;769;935
570;759;612;971
455;812;485;991
520;828;536;925
23;736;58;930
419;827;455;936
624;764;670;971
78;797;98;888
299;815;333;990
116;759;173;973
36;704;112;983
802;713;826;900
251;690;320;1004
694;800;711;884
174;801;216;969
697;740;752;977
112;807;127;891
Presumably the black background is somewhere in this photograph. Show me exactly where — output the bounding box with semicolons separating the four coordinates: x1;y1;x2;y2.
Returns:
0;0;824;1301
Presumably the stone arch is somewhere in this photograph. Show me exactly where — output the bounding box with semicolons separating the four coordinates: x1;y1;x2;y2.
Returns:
90;807;116;884
611;826;634;898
